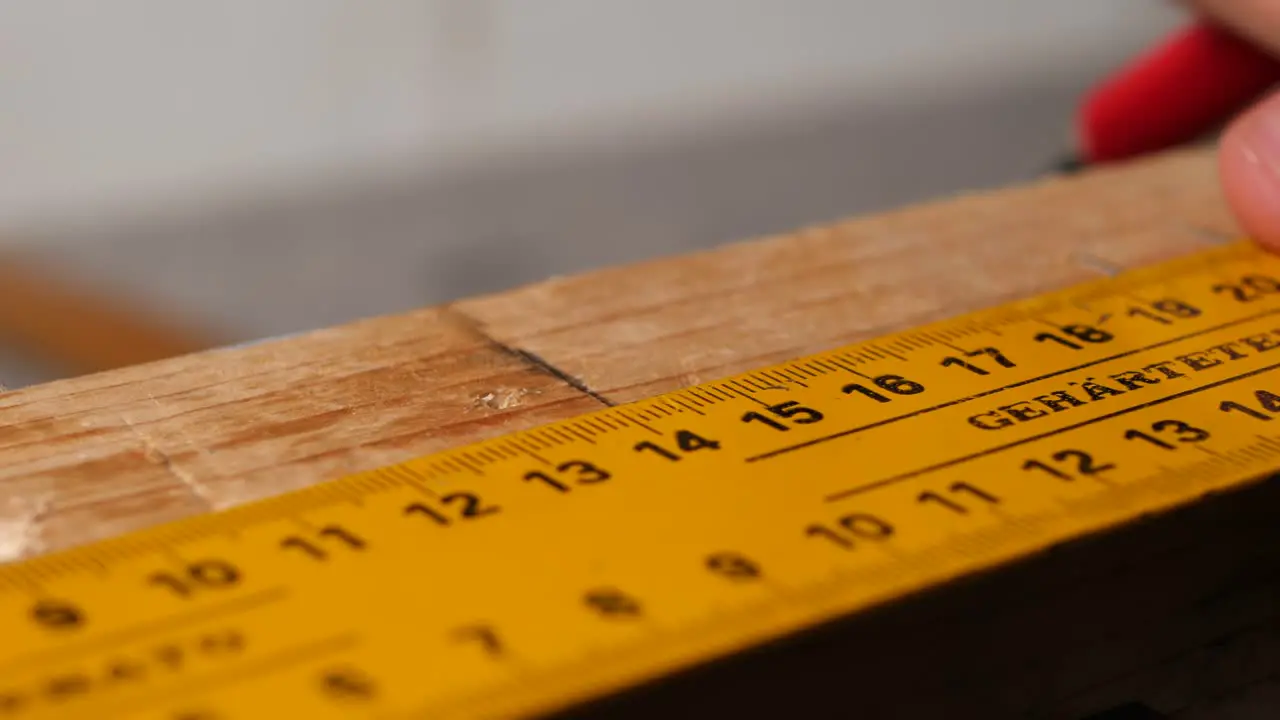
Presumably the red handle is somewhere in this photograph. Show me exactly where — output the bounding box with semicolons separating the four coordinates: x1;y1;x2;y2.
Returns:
1078;21;1280;164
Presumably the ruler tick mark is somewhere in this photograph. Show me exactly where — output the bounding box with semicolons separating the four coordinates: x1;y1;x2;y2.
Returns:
671;398;706;416
808;359;840;374
832;352;863;365
865;344;900;361
563;424;598;444
727;385;769;407
687;388;720;405
514;443;552;466
677;392;707;407
388;466;440;497
455;454;486;476
535;427;566;446
800;361;829;376
615;409;662;435
701;386;734;402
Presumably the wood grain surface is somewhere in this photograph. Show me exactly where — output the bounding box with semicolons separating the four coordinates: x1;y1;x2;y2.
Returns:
0;146;1240;564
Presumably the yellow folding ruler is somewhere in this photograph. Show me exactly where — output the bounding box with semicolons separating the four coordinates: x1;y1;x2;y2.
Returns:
3;240;1280;719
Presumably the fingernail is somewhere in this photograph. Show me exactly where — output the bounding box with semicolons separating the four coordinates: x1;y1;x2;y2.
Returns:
1219;92;1280;249
1235;104;1280;178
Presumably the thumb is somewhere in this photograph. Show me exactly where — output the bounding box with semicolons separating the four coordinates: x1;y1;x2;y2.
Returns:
1220;89;1280;252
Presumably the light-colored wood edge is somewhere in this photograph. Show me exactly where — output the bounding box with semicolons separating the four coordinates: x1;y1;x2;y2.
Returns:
0;146;1239;562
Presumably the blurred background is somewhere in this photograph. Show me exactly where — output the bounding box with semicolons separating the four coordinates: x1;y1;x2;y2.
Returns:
0;1;1188;388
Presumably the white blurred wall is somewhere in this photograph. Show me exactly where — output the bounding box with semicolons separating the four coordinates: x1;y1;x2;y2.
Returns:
0;1;1186;234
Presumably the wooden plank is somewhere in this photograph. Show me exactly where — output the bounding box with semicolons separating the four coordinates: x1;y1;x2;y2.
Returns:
0;146;1239;565
455;146;1238;404
0;308;601;560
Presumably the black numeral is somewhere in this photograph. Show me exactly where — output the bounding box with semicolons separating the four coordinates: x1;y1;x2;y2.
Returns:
198;628;246;654
452;624;504;656
280;525;367;561
741;400;824;431
1127;298;1202;324
1212;274;1280;303
939;347;1015;376
842;375;925;403
634;429;721;461
404;491;501;525
320;666;377;701
705;551;762;580
1124;419;1210;449
524;460;612;492
1219;389;1280;421
1034;323;1113;351
147;632;243;678
1022;449;1114;481
805;513;894;550
46;675;90;699
147;560;241;598
584;588;643;618
30;599;84;630
917;481;1000;514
